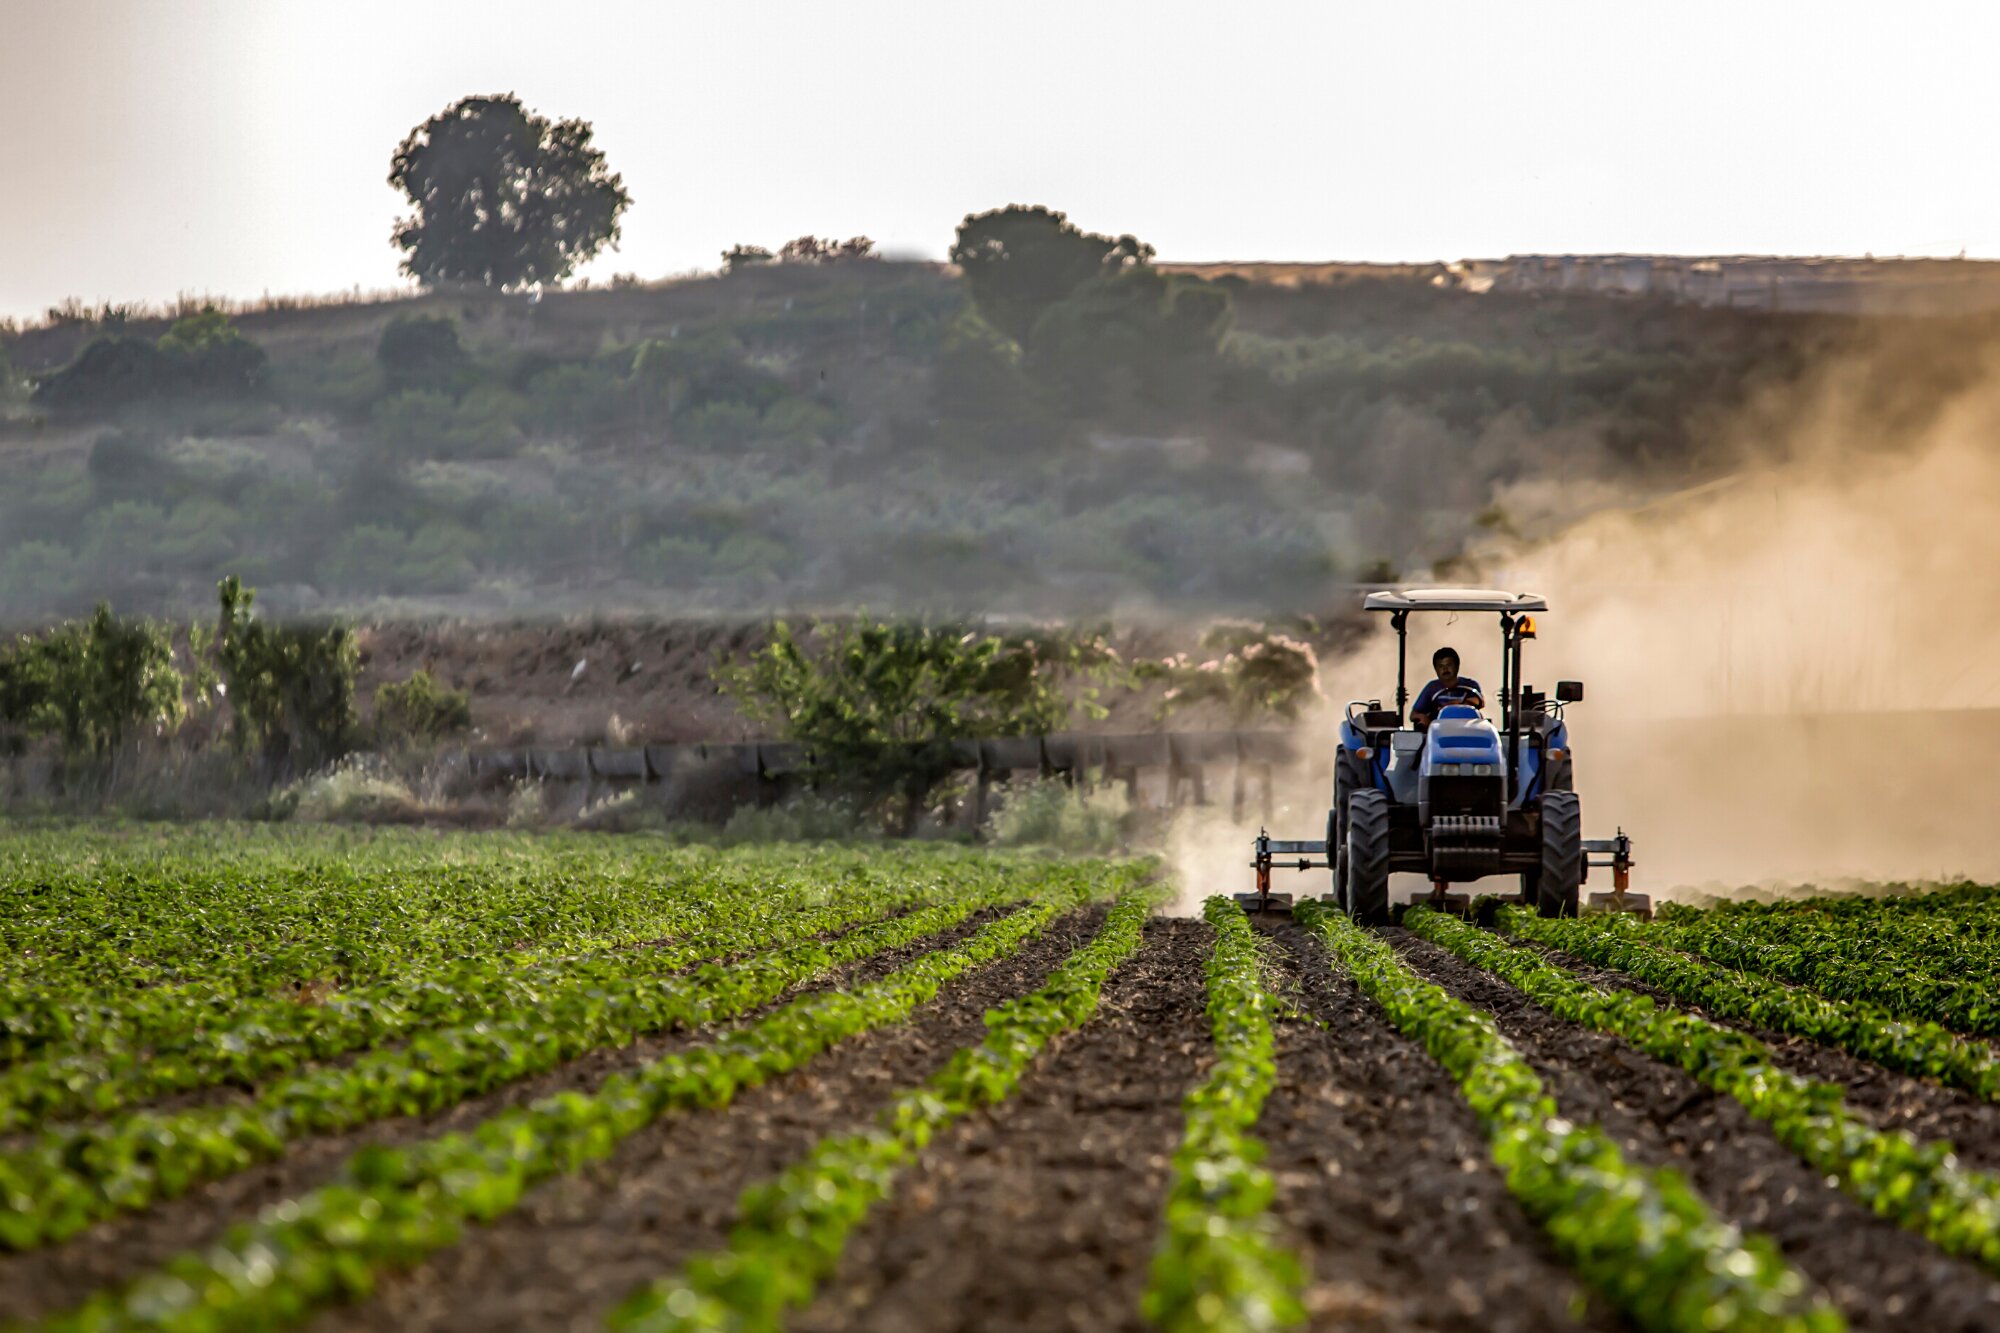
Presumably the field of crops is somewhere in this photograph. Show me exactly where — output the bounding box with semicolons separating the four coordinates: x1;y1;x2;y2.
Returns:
5;825;2000;1332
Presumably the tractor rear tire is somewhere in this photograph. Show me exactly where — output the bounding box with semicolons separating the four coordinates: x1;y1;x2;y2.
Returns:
1346;790;1391;926
1327;806;1348;910
1537;791;1582;918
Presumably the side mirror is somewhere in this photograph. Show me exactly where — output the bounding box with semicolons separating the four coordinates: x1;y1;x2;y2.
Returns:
1556;680;1585;703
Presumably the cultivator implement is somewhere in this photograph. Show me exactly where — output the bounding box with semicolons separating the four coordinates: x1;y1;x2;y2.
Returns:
1582;829;1650;920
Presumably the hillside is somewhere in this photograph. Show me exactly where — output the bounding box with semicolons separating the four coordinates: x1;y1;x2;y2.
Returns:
0;256;1941;624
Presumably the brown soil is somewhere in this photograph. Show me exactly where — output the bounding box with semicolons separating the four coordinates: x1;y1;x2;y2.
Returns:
793;918;1211;1333
1529;941;2000;1175
302;903;1113;1333
0;903;1022;1327
1391;930;2000;1333
1256;920;1620;1333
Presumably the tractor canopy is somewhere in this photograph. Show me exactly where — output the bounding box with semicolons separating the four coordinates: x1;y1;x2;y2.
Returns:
1362;588;1548;613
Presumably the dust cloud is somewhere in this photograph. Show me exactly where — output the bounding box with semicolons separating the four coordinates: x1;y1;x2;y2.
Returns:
1167;335;2000;906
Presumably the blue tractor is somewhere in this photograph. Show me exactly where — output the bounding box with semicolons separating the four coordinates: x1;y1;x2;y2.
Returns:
1245;588;1644;922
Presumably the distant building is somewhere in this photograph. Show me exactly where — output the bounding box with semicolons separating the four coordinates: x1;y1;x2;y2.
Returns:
1449;254;2000;315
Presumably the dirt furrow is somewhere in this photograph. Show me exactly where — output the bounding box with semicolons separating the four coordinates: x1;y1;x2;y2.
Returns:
303;902;1112;1333
1526;940;2000;1174
1255;919;1620;1333
1391;929;2000;1333
0;901;1026;1327
791;917;1209;1333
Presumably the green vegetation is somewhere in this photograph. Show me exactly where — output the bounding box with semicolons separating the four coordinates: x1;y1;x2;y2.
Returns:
30;855;1138;1331
213;575;357;774
718;616;1121;822
0;604;182;761
31;307;266;411
607;890;1156;1332
0;823;1147;1257
389;93;631;290
1143;898;1306;1333
2;211;1863;618
1642;886;2000;1035
1406;907;2000;1283
372;668;471;742
1299;902;1840;1333
1502;907;2000;1100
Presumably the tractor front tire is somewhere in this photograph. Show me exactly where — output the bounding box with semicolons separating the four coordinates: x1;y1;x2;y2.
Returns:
1346;790;1391;926
1537;791;1582;918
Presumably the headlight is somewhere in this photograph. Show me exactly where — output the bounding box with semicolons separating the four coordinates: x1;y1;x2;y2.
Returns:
1475;763;1495;776
1436;763;1459;776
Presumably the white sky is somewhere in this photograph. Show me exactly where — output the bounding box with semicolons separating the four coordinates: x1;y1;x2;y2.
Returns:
5;0;2000;320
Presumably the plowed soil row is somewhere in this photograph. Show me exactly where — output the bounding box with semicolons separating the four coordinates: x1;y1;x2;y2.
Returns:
793;917;1212;1333
1525;939;2000;1175
1256;920;1619;1333
305;902;1113;1333
0;900;1034;1327
1389;930;2000;1333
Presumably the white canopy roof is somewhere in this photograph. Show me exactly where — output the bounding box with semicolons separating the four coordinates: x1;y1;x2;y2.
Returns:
1362;587;1549;613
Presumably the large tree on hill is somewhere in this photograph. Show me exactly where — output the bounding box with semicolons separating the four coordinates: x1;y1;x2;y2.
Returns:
389;93;632;290
948;205;1153;344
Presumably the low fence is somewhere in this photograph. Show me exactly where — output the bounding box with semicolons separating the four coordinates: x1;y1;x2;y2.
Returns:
462;730;1316;823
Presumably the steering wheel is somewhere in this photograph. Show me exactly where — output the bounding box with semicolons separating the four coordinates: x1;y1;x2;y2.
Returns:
1434;684;1482;708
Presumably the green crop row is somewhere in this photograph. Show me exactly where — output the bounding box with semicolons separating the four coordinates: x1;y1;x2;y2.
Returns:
28;882;1116;1333
0;827;755;996
1298;903;1840;1333
1408;908;2000;1282
1141;897;1305;1333
1501;908;2000;1101
606;891;1158;1333
1640;909;2000;1037
0;879;940;1134
0;864;1127;1252
0;837;996;1063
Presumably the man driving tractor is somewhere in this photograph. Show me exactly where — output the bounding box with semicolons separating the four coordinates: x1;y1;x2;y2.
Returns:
1409;646;1484;729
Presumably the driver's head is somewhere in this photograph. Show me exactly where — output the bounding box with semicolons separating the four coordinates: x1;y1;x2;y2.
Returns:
1433;647;1460;686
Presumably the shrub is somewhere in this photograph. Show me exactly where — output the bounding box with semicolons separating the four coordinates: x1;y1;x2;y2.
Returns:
158;307;267;392
986;778;1130;853
273;754;422;823
677;400;763;447
86;430;181;502
78;501;170;572
375;315;471;394
32;336;178;409
0;542;80;616
374;669;472;743
214;575;357;776
0;603;184;759
523;362;627;434
716;617;1118;828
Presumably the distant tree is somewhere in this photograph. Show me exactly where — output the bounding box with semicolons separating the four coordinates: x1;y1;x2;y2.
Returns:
389;93;632;290
949;206;1153;345
376;315;471;393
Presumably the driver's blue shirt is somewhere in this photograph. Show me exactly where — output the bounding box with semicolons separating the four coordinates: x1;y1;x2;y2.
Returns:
1412;677;1484;718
